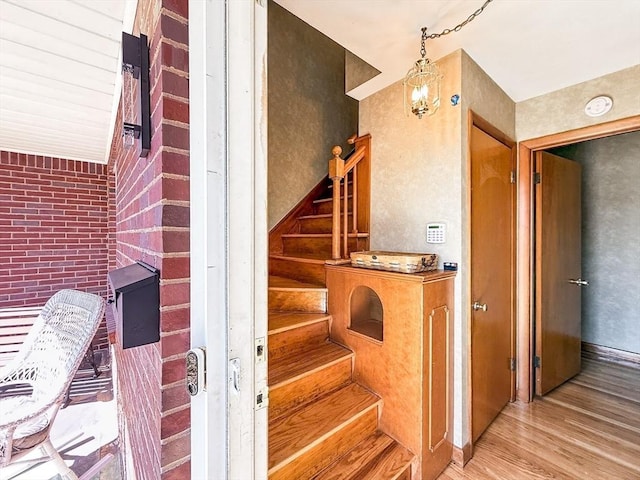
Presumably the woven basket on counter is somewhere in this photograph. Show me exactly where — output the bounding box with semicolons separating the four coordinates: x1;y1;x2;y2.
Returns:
350;251;438;274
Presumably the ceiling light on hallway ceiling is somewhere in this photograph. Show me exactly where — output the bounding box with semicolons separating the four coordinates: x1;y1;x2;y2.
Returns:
404;0;493;119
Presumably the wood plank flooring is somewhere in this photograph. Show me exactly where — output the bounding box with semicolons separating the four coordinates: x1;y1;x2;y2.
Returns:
439;358;640;479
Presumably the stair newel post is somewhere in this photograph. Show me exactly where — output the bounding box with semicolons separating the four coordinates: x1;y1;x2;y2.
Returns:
329;146;345;260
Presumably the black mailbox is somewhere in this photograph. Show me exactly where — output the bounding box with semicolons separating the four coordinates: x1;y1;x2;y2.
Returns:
108;261;160;349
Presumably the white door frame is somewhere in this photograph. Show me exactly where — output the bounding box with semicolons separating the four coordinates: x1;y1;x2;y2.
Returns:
189;1;268;478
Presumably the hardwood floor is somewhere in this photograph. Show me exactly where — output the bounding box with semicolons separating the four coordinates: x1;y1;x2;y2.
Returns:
439;358;640;479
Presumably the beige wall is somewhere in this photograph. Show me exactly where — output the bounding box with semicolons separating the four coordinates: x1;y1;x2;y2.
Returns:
516;65;640;141
268;1;358;228
360;49;517;449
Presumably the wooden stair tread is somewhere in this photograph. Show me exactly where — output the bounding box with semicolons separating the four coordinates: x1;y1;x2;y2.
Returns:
269;311;330;335
269;275;326;289
313;195;352;204
298;213;351;220
269;383;380;471
270;253;329;263
269;341;353;386
282;233;369;239
313;431;415;480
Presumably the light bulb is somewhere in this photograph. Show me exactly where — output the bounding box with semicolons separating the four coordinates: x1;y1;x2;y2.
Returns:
411;86;421;103
421;84;429;99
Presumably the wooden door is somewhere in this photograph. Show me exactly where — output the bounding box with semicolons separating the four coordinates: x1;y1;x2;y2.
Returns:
535;151;583;396
470;124;516;443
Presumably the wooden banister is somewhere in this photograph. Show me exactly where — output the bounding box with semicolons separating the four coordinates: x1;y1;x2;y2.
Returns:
327;134;371;261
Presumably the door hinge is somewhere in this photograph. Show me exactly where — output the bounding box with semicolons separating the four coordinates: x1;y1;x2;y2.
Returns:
534;356;541;368
509;357;516;371
256;386;269;410
510;171;516;184
534;172;541;184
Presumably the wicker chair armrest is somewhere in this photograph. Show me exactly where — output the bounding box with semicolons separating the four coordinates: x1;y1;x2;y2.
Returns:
0;394;57;430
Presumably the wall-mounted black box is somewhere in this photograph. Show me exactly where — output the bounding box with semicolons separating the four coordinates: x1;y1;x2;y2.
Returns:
108;261;160;349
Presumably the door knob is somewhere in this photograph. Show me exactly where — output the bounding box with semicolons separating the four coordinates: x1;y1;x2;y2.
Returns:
472;301;488;312
568;278;589;287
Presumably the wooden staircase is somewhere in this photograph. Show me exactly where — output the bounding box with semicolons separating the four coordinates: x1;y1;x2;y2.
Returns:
268;135;414;480
268;277;414;479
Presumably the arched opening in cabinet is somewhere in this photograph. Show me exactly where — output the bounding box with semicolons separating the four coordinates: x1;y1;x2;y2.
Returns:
349;286;384;342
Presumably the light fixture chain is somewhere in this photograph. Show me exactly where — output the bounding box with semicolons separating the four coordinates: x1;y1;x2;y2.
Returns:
425;0;493;41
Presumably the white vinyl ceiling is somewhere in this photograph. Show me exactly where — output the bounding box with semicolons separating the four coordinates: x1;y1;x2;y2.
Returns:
276;0;640;102
0;0;135;164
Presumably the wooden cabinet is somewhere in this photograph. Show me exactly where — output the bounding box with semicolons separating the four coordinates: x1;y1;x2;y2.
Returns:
326;266;455;480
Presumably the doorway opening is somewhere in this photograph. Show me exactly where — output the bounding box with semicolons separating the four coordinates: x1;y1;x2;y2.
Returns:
516;115;640;402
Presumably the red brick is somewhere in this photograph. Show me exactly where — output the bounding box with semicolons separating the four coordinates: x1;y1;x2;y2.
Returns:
160;281;189;307
159;256;189;279
162;205;189;228
162;123;190;151
161;460;190;480
161;382;190;411
161;14;188;46
161;42;189;74
161;432;190;467
161;330;190;358
161;70;189;99
162;177;189;202
161;152;189;176
161;406;190;439
162;230;189;253
162;357;186;385
160;307;189;332
162;0;188;19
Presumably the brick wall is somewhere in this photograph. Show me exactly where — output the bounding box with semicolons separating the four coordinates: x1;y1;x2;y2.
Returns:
111;0;190;478
0;151;111;350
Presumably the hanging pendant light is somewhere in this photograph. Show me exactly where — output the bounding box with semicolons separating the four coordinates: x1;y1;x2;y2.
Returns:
404;27;441;119
403;0;494;119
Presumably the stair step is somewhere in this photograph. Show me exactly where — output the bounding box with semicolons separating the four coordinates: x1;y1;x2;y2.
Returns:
269;276;327;313
270;341;353;386
269;342;353;422
269;383;380;480
298;213;353;234
270;254;328;285
314;196;353;214
269;311;331;335
282;233;369;257
313;431;414;480
269;275;324;288
269;312;330;361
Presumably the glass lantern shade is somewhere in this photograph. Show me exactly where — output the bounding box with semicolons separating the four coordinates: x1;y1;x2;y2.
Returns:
403;58;441;119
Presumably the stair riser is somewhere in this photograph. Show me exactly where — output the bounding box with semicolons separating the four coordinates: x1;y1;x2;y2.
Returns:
269;358;352;423
315;198;353;215
299;216;352;234
269;321;329;362
268;407;378;480
283;237;363;257
269;257;326;285
269;288;327;313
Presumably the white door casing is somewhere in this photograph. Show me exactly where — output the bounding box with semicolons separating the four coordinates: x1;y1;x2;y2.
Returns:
189;1;268;478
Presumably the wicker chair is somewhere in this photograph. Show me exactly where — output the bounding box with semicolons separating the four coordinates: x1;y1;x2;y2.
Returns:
0;289;105;479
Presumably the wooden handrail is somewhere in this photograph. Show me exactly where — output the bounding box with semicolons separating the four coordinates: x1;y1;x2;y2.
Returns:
327;134;371;261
